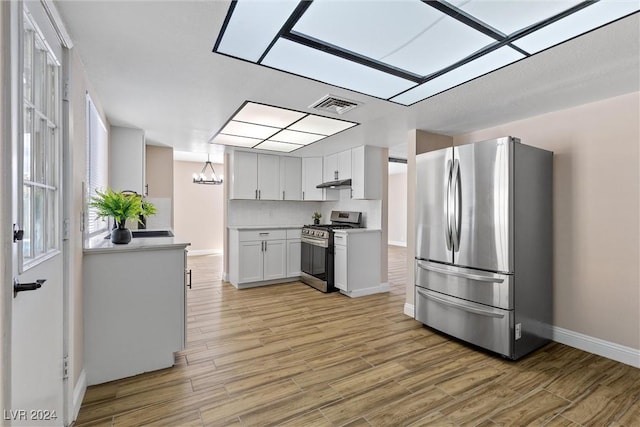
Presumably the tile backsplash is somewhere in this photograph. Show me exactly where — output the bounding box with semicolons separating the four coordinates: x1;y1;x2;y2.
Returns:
228;200;322;226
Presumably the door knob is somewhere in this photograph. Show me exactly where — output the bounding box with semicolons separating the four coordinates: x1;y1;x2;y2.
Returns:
13;278;46;298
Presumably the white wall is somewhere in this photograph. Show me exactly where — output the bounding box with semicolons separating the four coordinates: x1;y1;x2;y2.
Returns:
173;160;224;253
388;166;407;246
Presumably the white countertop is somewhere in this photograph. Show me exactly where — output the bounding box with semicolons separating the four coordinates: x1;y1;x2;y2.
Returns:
227;225;304;230
334;228;381;234
84;229;190;254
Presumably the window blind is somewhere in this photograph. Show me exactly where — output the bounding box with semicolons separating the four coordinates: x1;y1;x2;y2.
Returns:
86;94;108;235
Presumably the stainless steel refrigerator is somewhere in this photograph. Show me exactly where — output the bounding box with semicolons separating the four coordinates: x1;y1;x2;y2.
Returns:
415;136;552;360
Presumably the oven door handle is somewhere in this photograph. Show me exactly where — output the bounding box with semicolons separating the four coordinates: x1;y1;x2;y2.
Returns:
301;236;328;248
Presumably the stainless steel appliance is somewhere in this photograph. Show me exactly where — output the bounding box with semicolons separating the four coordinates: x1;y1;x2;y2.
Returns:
301;211;362;292
415;136;552;360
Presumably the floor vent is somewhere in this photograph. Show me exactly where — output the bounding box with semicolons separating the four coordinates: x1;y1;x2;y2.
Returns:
310;95;359;115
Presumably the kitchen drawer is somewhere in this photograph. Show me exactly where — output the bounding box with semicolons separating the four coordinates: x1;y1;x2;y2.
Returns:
415;287;513;358
238;229;286;242
416;260;513;310
286;228;301;239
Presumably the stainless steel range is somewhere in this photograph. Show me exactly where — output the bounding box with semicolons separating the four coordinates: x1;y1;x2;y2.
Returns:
301;211;362;292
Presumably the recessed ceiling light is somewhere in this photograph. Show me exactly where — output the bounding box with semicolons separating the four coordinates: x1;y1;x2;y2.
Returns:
209;101;359;152
213;0;639;105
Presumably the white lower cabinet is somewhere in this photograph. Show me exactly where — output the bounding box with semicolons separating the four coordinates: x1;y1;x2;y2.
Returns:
237;241;264;283
229;227;301;287
333;230;388;297
286;228;301;277
83;244;188;385
263;239;286;280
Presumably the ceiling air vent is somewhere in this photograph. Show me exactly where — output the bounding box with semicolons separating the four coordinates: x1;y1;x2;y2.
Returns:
310;95;359;115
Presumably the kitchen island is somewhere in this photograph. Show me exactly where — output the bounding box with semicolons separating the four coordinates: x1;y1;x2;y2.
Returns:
83;231;189;385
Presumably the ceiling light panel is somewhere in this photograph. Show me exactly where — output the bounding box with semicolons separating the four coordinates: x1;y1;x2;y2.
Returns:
293;0;495;77
450;0;583;36
215;0;300;62
210;101;359;151
268;129;325;145
254;140;302;153
262;38;417;99
288;115;357;135
513;1;640;53
209;133;260;148
391;46;525;105
234;102;306;128
220;120;280;139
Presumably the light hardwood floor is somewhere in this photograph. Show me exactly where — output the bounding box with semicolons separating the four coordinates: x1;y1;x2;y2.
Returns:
75;246;640;426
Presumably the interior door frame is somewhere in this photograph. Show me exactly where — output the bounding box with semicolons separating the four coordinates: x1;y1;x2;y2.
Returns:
1;0;20;418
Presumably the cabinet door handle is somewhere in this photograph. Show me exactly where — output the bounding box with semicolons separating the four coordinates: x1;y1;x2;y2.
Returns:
186;270;192;289
259;189;261;199
283;191;285;200
302;191;305;200
255;189;258;199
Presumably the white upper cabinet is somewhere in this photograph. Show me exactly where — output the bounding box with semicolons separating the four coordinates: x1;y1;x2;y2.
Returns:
229;151;280;200
230;151;258;199
337;149;352;180
110;126;145;194
302;157;324;201
279;156;302;201
257;154;280;200
351;145;383;200
323;149;351;182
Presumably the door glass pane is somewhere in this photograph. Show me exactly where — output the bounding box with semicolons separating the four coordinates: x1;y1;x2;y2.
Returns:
23;107;32;182
23;29;33;103
33;45;46;111
47;63;57;121
33;187;45;256
47;191;56;251
22;186;32;259
33;118;46;183
47;127;55;185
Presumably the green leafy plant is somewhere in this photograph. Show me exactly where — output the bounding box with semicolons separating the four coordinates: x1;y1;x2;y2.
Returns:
312;212;322;220
140;199;157;217
89;189;155;229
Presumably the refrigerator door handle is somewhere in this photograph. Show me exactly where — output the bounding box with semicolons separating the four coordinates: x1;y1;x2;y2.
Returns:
417;288;505;318
451;159;461;252
417;260;504;283
445;160;453;251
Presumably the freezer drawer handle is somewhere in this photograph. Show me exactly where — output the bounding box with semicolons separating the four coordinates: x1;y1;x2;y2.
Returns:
417;261;504;283
417;288;504;318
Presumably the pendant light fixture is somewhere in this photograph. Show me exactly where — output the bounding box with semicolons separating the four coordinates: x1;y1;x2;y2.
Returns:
193;154;223;185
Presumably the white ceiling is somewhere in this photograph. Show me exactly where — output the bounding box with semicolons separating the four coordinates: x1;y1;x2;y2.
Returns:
54;1;640;162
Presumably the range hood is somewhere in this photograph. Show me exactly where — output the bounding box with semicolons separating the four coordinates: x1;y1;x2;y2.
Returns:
316;179;352;189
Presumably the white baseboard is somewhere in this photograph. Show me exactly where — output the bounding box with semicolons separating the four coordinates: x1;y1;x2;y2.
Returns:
404;303;415;318
552;326;640;368
403;300;638;367
187;249;222;256
72;369;87;421
340;283;390;298
388;241;407;247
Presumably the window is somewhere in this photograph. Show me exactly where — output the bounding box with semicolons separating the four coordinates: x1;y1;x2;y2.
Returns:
85;95;108;236
22;11;60;267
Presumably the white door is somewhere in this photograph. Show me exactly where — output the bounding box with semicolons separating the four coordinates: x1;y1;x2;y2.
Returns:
257;154;280;200
231;151;257;200
302;157;324;201
10;2;65;425
238;241;264;283
286;240;301;278
263;239;286;281
280;156;301;201
334;243;347;291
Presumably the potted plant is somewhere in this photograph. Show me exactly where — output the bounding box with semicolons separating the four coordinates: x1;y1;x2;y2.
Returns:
312;211;322;225
89;189;155;244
